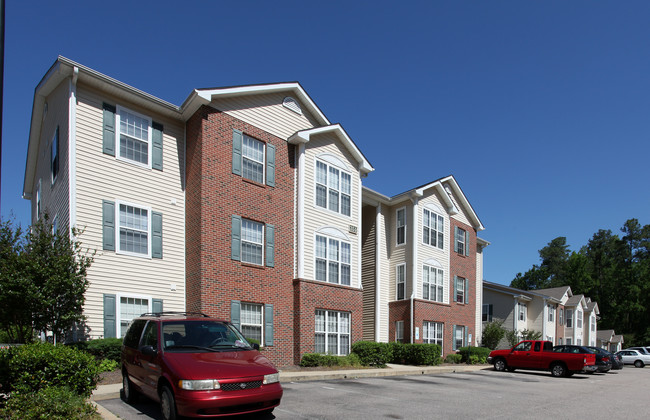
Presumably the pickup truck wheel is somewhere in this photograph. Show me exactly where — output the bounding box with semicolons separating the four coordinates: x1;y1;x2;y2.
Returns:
634;360;644;368
551;363;567;377
494;358;507;372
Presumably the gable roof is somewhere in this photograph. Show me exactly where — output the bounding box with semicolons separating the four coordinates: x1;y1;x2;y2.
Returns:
483;281;563;303
535;286;573;301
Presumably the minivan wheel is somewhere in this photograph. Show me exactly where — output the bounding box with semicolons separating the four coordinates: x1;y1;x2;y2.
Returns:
634;360;644;368
122;372;138;404
160;385;177;420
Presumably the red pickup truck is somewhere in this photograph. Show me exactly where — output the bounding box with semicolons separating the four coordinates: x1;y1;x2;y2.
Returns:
487;340;597;377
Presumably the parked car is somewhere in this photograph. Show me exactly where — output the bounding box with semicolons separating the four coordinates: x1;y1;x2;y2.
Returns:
487;340;597;377
551;345;600;373
626;346;650;356
121;312;283;420
616;349;650;368
585;346;617;372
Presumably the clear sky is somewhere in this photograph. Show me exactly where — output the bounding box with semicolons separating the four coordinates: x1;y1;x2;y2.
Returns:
1;1;649;285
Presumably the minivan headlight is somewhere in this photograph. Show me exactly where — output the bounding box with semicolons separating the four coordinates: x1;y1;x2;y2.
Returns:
178;379;220;390
263;373;280;385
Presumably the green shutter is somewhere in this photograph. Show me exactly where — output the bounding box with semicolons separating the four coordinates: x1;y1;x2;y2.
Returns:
232;129;242;175
452;325;457;350
152;211;163;259
264;304;274;346
465;278;469;304
103;294;116;338
265;224;275;267
102;103;116;156
464;327;469;347
152;122;163;171
465;230;470;256
152;298;163;314
102;200;115;251
266;143;276;187
231;300;241;330
231;215;241;261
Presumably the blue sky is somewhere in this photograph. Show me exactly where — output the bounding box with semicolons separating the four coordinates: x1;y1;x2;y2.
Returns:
1;1;649;285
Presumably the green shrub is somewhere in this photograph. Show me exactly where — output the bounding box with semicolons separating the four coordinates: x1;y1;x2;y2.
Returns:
85;338;123;362
0;342;101;398
404;344;441;366
299;353;362;368
457;346;491;363
469;355;480;364
0;386;98;419
98;358;120;372
299;353;322;367
444;354;462;364
351;341;393;367
481;321;505;349
388;341;407;364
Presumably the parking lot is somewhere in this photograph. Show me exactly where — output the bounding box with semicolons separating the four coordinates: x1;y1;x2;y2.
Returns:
98;367;649;419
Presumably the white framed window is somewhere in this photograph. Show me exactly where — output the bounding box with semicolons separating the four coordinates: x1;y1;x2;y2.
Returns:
548;304;554;322
118;294;151;338
423;265;444;303
241;219;264;265
242;134;265;184
577;338;582;345
576;310;583;329
117;201;151;257
395;321;404;343
591;316;596;332
117;106;152;167
455;277;466;303
482;304;493;322
566;309;573;328
396;264;406;300
396;207;406;246
423;209;444;249
518;302;527;321
241;303;263;343
315;310;350;355
51;126;59;184
315;235;351;285
315;160;352;217
454;325;466;350
559;308;564;325
455;227;466;255
423;321;443;346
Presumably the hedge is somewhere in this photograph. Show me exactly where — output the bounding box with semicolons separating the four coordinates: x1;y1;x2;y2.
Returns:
68;338;123;363
457;346;491;364
0;386;98;419
300;353;361;368
351;341;393;367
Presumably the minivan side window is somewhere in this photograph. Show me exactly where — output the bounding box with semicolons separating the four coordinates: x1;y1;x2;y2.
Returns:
124;319;147;348
141;321;158;348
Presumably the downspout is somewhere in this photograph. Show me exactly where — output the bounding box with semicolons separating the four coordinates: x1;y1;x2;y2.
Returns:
68;66;79;236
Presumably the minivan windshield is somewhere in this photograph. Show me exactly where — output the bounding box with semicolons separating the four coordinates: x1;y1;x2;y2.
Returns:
162;320;253;352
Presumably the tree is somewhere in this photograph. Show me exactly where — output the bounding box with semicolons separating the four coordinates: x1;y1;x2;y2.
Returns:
481;320;506;349
0;215;94;344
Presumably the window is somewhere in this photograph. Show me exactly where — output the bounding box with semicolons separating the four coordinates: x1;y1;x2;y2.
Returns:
591;316;596;332
559;338;563;345
240;303;263;343
119;203;150;256
576;310;583;329
423;321;443;346
315;310;350;355
559;308;564;325
117;106;151;166
395;321;404;343
566;309;573;328
455;277;467;303
455;227;466;255
119;296;150;337
396;264;406;300
577;338;582;345
241;219;264;265
548;304;554;322
518;302;527;321
141;321;158;348
51;127;59;184
396;208;406;245
423;265;444;303
482;304;493;322
454;325;466;350
315;235;351;285
242;134;265;183
423;209;444;249
315;161;352;216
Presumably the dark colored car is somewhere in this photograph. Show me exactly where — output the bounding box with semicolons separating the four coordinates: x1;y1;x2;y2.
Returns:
121;312;283;420
584;346;617;372
552;345;600;373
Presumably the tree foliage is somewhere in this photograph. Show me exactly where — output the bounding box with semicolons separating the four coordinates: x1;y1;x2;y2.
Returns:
510;218;650;343
0;215;94;344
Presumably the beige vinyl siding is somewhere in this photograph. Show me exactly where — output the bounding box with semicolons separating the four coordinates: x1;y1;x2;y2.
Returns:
361;206;377;341
302;133;362;287
211;93;319;140
377;207;390;342
32;81;70;227
387;202;409;300
528;298;544;333
417;192;450;304
445;183;472;227
75;84;185;338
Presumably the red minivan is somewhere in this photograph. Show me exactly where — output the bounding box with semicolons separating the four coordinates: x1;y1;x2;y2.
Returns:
121;312;283;420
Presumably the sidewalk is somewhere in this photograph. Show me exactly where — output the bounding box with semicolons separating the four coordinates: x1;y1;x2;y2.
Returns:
91;363;488;417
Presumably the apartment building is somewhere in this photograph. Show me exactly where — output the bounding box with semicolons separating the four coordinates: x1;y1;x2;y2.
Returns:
23;56;485;365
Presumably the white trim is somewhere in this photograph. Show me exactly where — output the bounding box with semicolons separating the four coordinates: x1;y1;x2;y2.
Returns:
296;144;305;279
396;263;406;300
422;207;444;250
68;70;78;234
313;231;353;286
115;105;153;169
410;197;418;342
314;158;353;219
374;204;382;342
115;199;153;259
